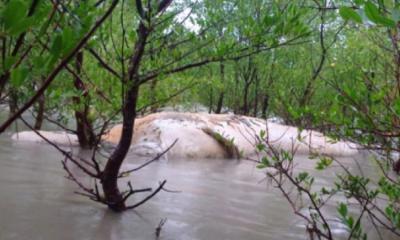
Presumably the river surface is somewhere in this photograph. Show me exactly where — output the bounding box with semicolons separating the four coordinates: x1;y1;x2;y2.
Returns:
0;120;396;239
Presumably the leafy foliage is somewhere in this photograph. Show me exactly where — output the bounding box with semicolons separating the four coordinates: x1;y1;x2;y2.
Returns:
1;0;400;238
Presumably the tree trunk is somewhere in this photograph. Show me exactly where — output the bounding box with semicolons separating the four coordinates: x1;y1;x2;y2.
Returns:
101;22;149;212
216;92;225;114
208;87;213;114
0;72;9;100
241;57;256;115
8;89;18;117
261;95;269;119
253;75;259;117
102;85;140;211
261;55;275;119
242;82;250;115
73;51;95;149
299;12;326;108
215;61;225;114
34;93;45;130
233;60;240;114
208;67;214;113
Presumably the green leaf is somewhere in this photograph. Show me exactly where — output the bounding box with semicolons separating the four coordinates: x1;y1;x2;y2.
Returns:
297;172;309;182
61;27;75;56
364;2;381;22
256;143;266;152
9;18;33;36
259;130;266;139
81;14;94;33
50;35;63;58
354;0;364;5
364;1;395;27
261;157;270;167
3;0;28;32
31;2;52;26
4;56;17;71
321;187;330;195
256;164;266;169
338;202;348;218
263;15;279;27
347;216;354;228
315;157;333;170
10;67;28;87
339;7;363;23
36;3;53;38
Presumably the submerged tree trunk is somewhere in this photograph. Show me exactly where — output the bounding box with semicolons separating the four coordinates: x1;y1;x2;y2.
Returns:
73;51;96;149
102;85;140;211
101;22;149;212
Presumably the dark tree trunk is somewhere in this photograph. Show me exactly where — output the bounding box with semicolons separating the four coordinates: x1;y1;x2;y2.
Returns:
102;85;140;211
216;92;225;114
261;55;275;119
261;95;269;119
240;57;256;116
253;97;258;117
253;75;259;117
101;22;149;212
34;93;45;130
73;51;96;149
208;87;213;114
233;60;240;114
215;61;225;114
8;89;18;117
208;67;214;113
299;12;326;108
242;82;250;115
0;72;9;100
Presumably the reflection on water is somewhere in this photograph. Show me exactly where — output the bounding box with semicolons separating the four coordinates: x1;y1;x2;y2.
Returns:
0;132;395;240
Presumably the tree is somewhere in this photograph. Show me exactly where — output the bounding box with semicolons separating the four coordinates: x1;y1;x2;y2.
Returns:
256;1;400;239
90;0;310;211
0;0;119;133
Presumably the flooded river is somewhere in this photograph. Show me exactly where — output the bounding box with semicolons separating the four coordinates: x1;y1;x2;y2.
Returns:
0;126;396;239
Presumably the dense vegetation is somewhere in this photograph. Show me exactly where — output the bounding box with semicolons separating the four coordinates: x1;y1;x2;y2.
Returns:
1;0;400;239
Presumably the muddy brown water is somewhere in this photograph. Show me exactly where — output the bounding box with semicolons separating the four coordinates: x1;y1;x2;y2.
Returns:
0;115;396;239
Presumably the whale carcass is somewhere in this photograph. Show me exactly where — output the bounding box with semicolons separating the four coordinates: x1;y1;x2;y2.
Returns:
102;112;358;158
